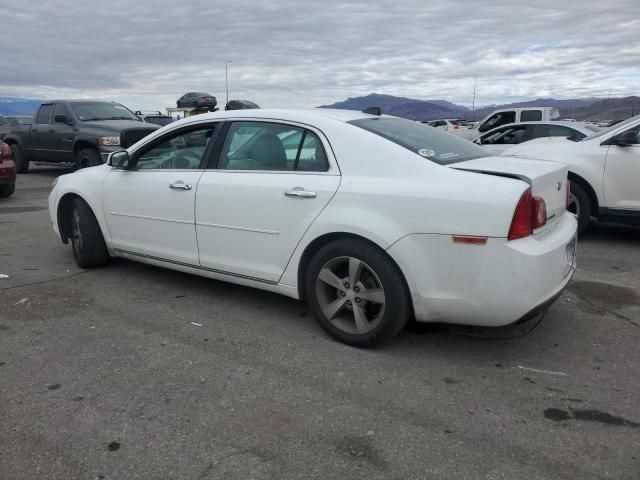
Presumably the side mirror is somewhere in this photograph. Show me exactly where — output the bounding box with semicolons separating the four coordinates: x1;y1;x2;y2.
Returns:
607;130;638;147
478;123;491;133
54;114;71;124
108;150;130;169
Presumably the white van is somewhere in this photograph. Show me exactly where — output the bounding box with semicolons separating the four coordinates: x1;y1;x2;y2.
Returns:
456;107;561;139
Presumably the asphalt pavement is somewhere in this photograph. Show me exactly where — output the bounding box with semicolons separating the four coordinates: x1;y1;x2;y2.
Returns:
1;166;639;480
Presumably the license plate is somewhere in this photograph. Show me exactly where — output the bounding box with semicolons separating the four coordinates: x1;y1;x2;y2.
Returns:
564;236;577;277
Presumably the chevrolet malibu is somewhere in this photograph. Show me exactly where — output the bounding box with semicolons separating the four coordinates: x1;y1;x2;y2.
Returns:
49;108;577;347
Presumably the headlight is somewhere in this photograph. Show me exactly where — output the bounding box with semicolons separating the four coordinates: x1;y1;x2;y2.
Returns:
98;136;120;146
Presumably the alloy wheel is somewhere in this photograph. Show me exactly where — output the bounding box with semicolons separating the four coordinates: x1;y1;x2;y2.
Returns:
315;256;386;334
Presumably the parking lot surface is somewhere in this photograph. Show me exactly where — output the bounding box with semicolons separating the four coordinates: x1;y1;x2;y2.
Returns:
1;167;639;480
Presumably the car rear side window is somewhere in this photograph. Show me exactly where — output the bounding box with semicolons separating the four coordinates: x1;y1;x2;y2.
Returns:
349;117;489;165
521;110;543;121
217;121;329;172
35;104;53;124
534;124;579;139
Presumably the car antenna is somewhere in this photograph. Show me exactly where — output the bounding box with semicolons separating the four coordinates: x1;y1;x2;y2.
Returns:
362;107;381;116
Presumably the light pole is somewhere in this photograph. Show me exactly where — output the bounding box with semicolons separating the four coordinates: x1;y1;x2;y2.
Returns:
225;60;232;105
471;78;477;113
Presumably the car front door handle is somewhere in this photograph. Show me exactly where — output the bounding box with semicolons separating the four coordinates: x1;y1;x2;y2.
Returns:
285;188;317;198
169;182;192;191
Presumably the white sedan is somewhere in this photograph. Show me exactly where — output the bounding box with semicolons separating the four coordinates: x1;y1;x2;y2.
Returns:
503;115;640;232
49;109;577;347
473;121;599;155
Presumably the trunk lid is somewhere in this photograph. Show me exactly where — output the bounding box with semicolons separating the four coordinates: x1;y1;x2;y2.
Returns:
451;156;568;229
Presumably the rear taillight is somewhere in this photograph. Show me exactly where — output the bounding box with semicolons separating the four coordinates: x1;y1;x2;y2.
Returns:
0;144;11;163
453;125;459;129
566;179;571;209
508;188;547;240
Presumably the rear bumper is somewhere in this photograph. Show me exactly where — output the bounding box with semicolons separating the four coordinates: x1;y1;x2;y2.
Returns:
387;211;578;327
0;160;16;183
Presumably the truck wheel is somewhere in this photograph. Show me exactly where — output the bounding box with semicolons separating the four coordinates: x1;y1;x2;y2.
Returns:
76;148;102;170
11;144;29;173
568;182;591;233
305;239;411;348
70;198;109;268
0;183;15;198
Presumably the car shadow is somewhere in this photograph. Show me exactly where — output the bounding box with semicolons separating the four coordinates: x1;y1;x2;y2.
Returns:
579;221;640;244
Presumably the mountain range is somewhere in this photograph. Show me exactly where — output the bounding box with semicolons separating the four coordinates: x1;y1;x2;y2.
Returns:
320;93;640;121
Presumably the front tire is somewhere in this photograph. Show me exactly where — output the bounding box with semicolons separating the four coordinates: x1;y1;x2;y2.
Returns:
305;239;411;347
75;148;102;170
11;144;29;173
568;182;591;233
0;183;15;198
70;198;109;268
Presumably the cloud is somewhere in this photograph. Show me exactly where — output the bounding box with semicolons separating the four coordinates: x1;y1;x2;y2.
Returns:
1;0;638;110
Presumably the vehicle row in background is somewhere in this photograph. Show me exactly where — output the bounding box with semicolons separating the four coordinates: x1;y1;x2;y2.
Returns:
135;110;175;127
503;115;640;231
0;139;16;197
0;115;33;140
3;100;158;172
474;121;598;155
423;118;472;133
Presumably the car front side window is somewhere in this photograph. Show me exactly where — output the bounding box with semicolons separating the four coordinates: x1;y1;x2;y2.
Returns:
134;126;216;170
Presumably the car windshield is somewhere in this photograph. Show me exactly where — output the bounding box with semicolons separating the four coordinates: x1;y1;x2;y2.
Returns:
349;117;490;165
71;102;140;122
581;115;639;141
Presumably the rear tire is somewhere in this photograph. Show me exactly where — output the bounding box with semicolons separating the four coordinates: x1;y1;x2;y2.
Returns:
305;239;411;347
11;144;29;173
75;148;102;170
568;182;591;233
0;183;15;198
70;198;109;268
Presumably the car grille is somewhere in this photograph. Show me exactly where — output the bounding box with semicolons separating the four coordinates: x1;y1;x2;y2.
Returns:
120;128;157;148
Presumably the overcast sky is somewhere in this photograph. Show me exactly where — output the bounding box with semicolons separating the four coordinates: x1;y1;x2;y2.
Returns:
1;0;638;111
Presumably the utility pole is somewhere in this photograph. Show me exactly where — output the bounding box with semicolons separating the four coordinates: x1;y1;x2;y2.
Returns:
225;60;232;105
607;88;612;100
471;78;477;116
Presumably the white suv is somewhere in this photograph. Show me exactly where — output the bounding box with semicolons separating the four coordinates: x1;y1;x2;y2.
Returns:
503;115;640;232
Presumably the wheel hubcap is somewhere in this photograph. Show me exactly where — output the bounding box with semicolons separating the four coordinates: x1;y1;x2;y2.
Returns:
315;256;386;334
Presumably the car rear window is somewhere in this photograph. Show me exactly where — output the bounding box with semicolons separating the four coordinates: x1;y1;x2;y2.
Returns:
349;117;490;165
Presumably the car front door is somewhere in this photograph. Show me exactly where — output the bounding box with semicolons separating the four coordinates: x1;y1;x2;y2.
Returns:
102;123;220;264
603;124;640;211
195;120;341;283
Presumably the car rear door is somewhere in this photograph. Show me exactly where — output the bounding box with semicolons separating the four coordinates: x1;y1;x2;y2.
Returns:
102;122;220;264
195;120;340;283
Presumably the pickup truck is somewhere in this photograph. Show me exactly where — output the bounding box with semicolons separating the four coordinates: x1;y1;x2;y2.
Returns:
455;107;561;140
3;100;158;173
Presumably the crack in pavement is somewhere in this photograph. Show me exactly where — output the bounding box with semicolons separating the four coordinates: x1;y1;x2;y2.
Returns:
0;271;88;291
572;292;640;329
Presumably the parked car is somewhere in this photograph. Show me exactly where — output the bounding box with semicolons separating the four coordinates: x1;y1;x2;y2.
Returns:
134;110;174;127
473;121;599;155
225;100;260;110
424;119;471;133
2;100;158;173
49;108;576;347
177;92;217;109
0;115;33;140
503;114;640;232
0;139;16;197
457;107;561;140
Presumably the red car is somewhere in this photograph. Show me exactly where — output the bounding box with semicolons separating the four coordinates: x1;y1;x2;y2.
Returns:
0;139;16;197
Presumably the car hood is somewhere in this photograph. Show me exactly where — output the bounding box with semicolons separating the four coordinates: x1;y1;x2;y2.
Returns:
79;120;159;133
451;155;569;228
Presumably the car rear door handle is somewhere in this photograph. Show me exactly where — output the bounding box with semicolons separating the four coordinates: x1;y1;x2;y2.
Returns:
169;182;192;191
285;188;317;198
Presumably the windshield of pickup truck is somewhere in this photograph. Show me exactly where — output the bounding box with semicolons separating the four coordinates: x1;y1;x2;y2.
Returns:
71;102;140;122
349;117;490;165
